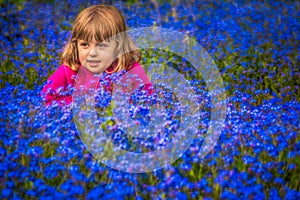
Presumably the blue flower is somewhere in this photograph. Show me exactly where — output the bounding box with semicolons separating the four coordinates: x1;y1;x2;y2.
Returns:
1;188;12;198
86;184;105;199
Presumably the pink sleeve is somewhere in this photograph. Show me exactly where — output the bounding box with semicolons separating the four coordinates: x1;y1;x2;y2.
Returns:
122;62;153;95
41;65;76;106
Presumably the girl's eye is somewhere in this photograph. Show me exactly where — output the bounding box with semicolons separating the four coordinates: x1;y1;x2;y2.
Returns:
97;43;108;48
80;42;89;47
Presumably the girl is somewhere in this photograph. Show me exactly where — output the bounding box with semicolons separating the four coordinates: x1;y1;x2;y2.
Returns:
41;5;152;106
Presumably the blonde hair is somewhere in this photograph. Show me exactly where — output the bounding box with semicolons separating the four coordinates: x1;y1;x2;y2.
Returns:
61;5;141;72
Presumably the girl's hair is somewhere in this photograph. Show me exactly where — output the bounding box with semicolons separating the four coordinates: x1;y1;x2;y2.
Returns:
61;5;141;72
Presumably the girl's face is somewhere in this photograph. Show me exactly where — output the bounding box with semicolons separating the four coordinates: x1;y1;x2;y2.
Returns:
77;39;117;74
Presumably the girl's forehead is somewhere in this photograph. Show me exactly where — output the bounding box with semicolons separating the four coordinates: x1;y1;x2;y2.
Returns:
79;27;117;40
77;33;118;42
78;38;116;43
77;38;118;46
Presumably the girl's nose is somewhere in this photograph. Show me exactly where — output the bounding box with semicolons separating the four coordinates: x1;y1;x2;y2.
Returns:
89;46;98;57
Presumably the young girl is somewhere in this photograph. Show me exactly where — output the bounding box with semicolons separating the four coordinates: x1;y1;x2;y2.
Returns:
41;5;152;106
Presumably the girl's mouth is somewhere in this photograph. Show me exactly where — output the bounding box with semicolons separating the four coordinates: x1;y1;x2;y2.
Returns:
87;60;101;67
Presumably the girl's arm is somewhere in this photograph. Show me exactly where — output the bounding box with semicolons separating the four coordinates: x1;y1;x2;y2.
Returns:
41;65;76;106
124;62;153;95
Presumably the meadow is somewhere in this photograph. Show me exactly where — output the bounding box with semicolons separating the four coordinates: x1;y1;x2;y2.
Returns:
0;0;299;199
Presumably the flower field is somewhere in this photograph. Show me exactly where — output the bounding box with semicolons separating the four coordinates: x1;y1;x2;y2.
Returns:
0;0;299;199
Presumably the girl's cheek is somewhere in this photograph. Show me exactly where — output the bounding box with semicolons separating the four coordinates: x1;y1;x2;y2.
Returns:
81;51;89;61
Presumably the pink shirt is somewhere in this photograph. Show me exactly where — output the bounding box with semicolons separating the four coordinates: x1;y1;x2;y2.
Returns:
41;62;152;106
